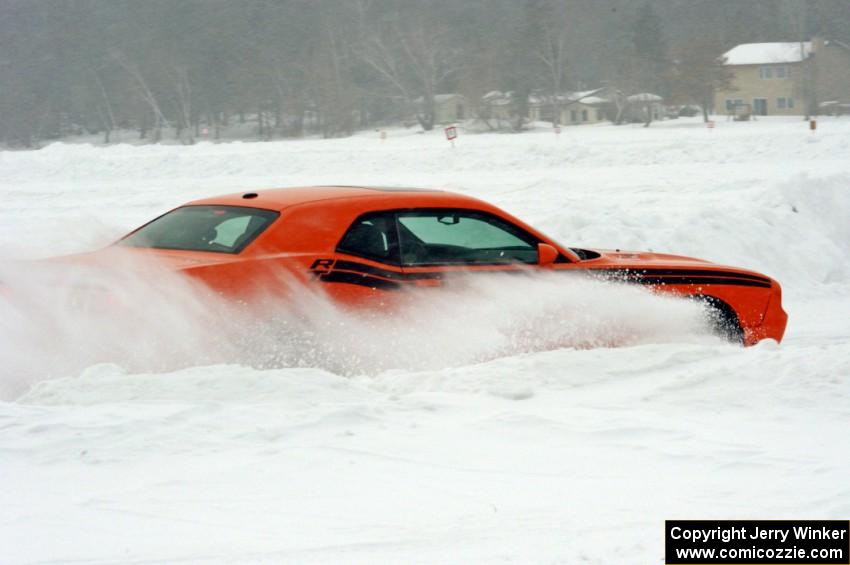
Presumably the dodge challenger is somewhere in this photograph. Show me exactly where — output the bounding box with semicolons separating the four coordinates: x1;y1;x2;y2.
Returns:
68;185;787;345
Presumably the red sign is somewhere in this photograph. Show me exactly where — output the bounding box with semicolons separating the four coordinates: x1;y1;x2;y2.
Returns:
706;120;716;129
444;126;457;141
554;126;562;135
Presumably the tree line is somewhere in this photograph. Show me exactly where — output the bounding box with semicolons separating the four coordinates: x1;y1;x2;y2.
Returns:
1;0;847;147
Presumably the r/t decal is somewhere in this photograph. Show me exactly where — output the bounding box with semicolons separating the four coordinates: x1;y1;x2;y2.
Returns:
310;258;336;273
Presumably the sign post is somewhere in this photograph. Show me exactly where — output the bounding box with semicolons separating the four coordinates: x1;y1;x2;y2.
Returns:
444;126;457;148
554;125;561;136
706;120;716;131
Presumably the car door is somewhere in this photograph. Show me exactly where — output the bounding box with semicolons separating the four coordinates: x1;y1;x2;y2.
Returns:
322;210;410;303
396;209;541;285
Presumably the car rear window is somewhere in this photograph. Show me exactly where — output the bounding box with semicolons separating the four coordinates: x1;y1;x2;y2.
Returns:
119;205;279;254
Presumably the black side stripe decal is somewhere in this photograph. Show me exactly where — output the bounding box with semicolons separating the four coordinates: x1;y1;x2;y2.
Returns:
590;268;771;284
619;276;771;288
587;269;772;287
333;260;442;281
319;271;403;290
316;261;773;289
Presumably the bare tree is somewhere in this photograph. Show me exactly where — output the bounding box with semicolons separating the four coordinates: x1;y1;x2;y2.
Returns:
360;5;461;131
91;68;118;143
112;52;168;141
668;40;734;122
360;31;416;115
1;0;836;146
173;66;195;144
400;25;461;131
308;1;359;138
535;6;570;126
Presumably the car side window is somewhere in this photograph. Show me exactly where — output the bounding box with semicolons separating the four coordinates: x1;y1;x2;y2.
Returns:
397;210;538;266
119;205;279;254
210;216;251;247
336;212;400;265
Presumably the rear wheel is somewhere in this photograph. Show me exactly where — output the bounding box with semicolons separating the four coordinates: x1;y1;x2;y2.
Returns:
692;296;745;345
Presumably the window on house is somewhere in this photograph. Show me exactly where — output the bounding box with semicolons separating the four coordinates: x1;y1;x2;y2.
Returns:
775;66;787;78
581;110;588;121
570;110;578;122
787;97;795;108
759;66;773;79
778;97;787;109
596;109;603;120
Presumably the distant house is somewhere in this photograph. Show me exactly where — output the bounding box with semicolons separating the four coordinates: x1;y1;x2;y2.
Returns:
561;101;608;125
715;37;850;116
425;94;467;124
624;92;664;122
480;90;514;122
560;95;609;125
811;37;850;112
529;89;613;125
408;94;467;126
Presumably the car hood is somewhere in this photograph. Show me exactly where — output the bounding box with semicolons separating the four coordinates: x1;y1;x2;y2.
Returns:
591;249;712;265
583;248;774;282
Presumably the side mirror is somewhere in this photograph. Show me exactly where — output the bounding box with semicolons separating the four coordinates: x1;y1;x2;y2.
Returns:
537;243;559;267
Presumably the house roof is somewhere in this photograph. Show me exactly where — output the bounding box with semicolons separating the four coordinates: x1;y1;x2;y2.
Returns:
482;91;513;106
627;93;663;103
722;42;812;65
414;94;463;104
567;89;605;101
527;88;613;106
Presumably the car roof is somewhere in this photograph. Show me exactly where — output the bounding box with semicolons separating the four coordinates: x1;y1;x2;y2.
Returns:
186;185;484;211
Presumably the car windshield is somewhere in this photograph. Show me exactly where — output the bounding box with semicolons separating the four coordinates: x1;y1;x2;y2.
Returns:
119;205;279;254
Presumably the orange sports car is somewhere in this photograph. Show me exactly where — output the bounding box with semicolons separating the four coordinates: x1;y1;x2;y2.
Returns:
97;186;785;345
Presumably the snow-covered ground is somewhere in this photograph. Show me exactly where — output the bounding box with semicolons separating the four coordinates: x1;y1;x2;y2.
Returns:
1;117;848;564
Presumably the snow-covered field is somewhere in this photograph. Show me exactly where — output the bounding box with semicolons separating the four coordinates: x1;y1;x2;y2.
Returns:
1;117;848;564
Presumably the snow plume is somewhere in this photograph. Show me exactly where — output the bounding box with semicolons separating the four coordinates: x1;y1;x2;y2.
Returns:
0;251;234;397
268;272;722;375
0;251;721;398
